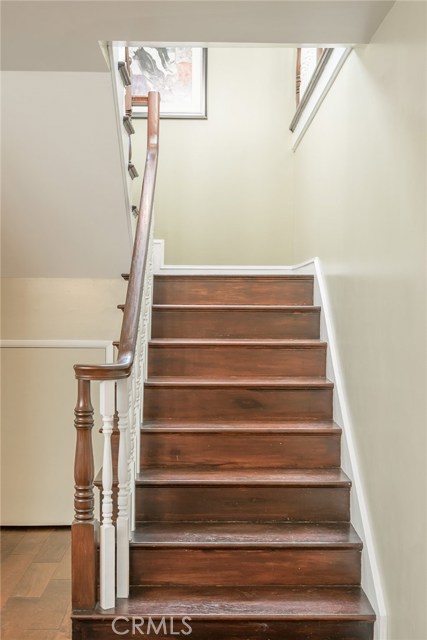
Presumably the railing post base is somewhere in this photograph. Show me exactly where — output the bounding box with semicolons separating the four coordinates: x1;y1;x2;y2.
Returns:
71;520;98;610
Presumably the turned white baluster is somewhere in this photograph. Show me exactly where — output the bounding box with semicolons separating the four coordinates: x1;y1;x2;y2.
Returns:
99;380;116;610
116;377;129;598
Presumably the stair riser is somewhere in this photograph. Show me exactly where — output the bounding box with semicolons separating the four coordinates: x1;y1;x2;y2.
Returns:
148;345;327;378
144;387;333;421
73;619;373;640
140;433;341;469
152;308;321;339
130;548;361;586
153;277;314;305
136;486;350;522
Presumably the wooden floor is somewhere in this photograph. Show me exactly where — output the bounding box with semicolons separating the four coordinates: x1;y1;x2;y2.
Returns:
1;527;71;640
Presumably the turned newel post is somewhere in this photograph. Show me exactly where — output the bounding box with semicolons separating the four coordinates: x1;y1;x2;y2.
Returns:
72;378;98;609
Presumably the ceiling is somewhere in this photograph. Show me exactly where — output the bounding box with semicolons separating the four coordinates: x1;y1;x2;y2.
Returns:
1;1;395;72
1;0;394;278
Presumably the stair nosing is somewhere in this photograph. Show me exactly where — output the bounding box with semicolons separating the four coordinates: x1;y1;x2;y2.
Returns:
129;522;362;549
153;304;321;312
144;377;334;389
148;339;327;348
72;586;375;622
136;469;351;488
141;421;342;434
154;275;314;281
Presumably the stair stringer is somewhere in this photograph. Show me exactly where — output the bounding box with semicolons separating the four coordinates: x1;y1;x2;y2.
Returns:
152;239;388;640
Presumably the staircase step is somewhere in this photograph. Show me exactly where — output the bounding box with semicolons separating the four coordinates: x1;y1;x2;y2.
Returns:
131;521;361;546
129;522;361;587
135;468;350;522
143;420;340;431
141;421;341;469
144;377;333;422
153;275;314;305
148;339;327;377
152;304;321;339
73;586;374;639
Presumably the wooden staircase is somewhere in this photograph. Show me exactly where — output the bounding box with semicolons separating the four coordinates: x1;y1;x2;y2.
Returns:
73;273;375;639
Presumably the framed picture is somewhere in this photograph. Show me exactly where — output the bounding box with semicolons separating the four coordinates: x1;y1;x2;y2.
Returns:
130;46;207;119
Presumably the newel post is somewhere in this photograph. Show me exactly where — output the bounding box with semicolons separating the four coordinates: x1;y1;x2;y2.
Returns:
72;378;98;609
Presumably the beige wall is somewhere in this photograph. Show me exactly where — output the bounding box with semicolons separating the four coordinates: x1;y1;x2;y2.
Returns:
1;278;125;524
1;347;106;525
1;278;124;340
133;47;296;265
292;3;426;639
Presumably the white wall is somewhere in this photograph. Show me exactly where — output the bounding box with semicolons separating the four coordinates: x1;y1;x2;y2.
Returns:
292;3;426;639
132;47;296;265
1;278;125;524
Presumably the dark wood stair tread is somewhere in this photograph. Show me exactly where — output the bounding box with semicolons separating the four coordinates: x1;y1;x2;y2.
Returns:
142;420;341;433
130;522;362;548
136;468;350;486
149;338;326;347
153;304;321;311
75;586;375;620
145;376;334;388
155;275;314;281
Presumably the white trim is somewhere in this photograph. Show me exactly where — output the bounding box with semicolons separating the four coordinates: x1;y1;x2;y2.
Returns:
150;245;388;639
291;47;352;151
0;340;114;362
153;239;315;275
312;257;388;640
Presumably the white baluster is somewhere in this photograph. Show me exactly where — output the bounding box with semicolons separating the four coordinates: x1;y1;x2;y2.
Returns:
128;366;136;534
135;323;144;471
99;380;115;610
116;377;129;598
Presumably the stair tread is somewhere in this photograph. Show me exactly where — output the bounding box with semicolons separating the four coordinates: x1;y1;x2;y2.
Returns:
130;522;361;547
136;468;350;486
75;586;375;620
149;338;326;347
145;376;333;388
153;304;321;311
142;420;341;433
155;274;314;279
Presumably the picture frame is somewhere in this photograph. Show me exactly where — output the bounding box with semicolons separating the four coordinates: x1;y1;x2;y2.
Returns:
130;46;207;119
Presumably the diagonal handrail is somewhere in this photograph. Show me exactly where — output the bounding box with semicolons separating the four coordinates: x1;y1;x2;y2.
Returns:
74;91;160;381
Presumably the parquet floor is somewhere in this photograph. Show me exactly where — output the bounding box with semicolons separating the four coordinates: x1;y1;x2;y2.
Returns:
1;527;71;640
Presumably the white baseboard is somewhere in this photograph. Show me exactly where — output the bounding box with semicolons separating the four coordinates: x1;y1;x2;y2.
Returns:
311;257;388;640
153;239;315;275
151;240;388;639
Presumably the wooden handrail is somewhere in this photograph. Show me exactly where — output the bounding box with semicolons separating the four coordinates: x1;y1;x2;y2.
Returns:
74;91;160;381
131;95;149;107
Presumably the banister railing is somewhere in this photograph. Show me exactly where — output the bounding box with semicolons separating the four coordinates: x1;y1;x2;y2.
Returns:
72;91;160;611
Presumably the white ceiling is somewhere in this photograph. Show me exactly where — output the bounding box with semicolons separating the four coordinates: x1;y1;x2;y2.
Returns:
0;0;395;277
1;1;395;72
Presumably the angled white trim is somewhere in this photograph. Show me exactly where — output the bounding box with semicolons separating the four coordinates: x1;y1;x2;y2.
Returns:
291;47;352;151
153;239;315;275
0;340;114;363
150;243;388;639
311;257;388;640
